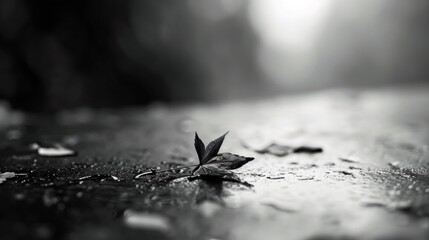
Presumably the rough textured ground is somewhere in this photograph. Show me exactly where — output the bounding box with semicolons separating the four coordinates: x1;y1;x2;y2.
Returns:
1;86;429;240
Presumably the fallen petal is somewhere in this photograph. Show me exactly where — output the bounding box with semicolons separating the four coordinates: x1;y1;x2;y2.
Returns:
37;145;76;157
293;146;323;154
0;172;22;184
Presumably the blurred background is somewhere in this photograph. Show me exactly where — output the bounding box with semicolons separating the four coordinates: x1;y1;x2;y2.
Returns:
1;0;429;111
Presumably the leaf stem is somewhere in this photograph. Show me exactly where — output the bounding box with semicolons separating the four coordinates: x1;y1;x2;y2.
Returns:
134;164;200;179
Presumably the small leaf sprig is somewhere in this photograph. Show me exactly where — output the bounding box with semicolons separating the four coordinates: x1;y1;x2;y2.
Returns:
134;132;254;184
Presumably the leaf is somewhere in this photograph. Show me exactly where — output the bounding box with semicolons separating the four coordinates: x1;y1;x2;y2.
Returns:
202;132;228;164
256;143;293;157
192;153;254;182
34;144;77;157
194;132;206;163
193;165;241;179
249;142;322;156
0;172;16;184
135;131;255;185
200;153;254;170
293;146;323;154
0;172;26;184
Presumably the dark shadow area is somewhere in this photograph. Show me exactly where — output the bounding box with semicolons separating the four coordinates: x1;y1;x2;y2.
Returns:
0;0;263;111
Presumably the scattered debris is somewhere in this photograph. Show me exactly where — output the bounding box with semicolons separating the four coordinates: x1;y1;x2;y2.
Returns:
388;161;400;168
303;164;319;169
0;172;26;184
138;169;192;183
266;176;285;180
263;202;300;213
293;146;323;154
246;142;323;157
0;172;16;184
335;171;355;177
124;210;170;232
349;166;362;170
363;201;386;208
298;177;315;181
255;143;293;157
32;143;77;157
250;173;266;177
134;168;159;179
339;157;360;163
78;174;121;182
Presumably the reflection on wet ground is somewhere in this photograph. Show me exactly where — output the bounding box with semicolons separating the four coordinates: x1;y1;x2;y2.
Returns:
1;87;429;240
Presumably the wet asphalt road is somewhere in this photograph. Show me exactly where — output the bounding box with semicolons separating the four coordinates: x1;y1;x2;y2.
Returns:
1;86;429;240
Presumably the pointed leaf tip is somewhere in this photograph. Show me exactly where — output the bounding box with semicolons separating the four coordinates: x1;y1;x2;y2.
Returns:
194;132;206;163
203;153;254;170
202;132;229;164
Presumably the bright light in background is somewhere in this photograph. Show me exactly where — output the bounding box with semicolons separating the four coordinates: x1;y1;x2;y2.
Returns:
249;0;332;52
249;0;333;86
